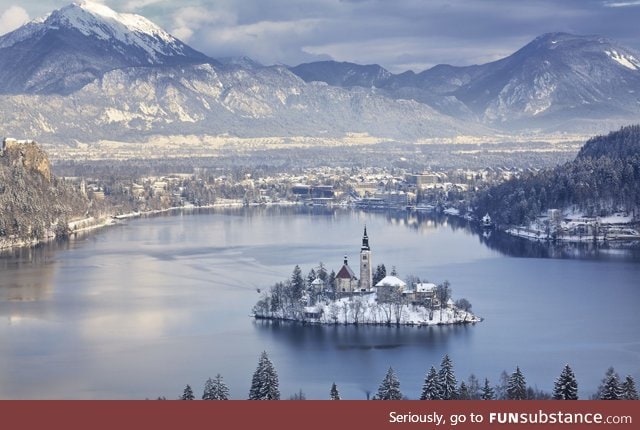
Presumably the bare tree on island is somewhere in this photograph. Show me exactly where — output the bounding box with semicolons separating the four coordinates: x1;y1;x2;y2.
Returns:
248;351;280;400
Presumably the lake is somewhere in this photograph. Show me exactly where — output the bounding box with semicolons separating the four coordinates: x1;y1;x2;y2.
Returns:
1;206;639;399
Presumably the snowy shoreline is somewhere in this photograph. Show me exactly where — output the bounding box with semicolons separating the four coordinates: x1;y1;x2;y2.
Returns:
253;314;483;327
253;293;483;327
503;211;640;243
1;199;249;251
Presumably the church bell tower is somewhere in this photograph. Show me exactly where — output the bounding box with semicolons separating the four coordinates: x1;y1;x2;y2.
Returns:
359;226;372;291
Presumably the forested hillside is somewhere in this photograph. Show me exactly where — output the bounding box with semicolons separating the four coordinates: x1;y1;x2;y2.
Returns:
0;140;88;246
473;125;640;226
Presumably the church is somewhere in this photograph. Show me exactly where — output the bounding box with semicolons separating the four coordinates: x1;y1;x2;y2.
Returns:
335;227;373;294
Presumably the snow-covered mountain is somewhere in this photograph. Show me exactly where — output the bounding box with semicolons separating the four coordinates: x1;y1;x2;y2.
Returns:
0;63;488;143
291;33;640;132
0;1;211;94
0;2;636;142
0;1;488;143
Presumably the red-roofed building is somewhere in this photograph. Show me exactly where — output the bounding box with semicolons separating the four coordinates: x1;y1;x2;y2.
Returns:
336;256;358;293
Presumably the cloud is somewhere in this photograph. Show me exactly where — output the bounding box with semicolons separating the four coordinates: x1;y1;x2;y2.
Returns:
122;0;166;12
170;6;237;42
0;5;29;35
604;0;640;6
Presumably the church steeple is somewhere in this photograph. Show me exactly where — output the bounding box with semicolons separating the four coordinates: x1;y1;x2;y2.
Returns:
361;226;370;251
359;226;372;291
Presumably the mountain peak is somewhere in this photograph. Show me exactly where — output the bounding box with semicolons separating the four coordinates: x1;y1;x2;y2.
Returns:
49;1;183;60
0;1;212;94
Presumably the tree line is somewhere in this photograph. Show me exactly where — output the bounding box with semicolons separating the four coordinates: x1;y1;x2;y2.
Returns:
473;125;640;227
167;351;638;401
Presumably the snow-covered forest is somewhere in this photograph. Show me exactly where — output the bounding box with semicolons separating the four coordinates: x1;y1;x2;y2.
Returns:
473;125;640;227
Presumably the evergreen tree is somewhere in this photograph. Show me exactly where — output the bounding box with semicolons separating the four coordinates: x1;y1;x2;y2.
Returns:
180;384;195;400
317;262;328;282
420;366;441;400
291;265;305;301
458;381;470;400
328;270;337;299
330;382;341;400
376;367;403;400
481;378;495;400
306;268;317;287
248;351;281;400
438;355;458;400
203;374;230;400
621;375;639;400
506;367;527;400
373;264;387;286
599;368;622;400
553;365;578;400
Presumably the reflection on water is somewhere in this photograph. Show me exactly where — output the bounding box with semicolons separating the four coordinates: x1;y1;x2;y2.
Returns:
0;206;639;400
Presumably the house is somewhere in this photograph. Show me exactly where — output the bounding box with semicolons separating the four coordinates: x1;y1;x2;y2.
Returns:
412;282;438;305
374;275;406;299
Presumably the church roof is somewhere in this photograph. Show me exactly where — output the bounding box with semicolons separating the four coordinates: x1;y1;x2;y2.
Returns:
375;275;406;288
311;278;324;286
336;263;357;280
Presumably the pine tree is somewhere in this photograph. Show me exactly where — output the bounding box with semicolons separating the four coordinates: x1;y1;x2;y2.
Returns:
306;268;317;287
330;382;341;400
553;364;578;400
420;366;441;400
248;351;280;400
458;381;470;400
438;355;458;400
506;367;527;400
376;367;403;400
291;265;305;301
599;368;622;400
621;375;639;400
373;264;387;286
203;374;230;400
481;378;495;400
180;384;195;400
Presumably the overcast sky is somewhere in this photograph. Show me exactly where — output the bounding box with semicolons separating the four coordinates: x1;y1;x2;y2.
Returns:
0;0;639;72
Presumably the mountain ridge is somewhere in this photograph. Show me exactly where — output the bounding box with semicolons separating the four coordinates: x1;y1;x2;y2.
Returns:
0;3;637;142
290;32;640;131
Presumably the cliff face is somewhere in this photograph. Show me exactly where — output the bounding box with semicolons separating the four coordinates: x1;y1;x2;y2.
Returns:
1;138;51;181
0;138;87;246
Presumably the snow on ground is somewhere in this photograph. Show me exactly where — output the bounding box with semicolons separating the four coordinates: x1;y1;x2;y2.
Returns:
259;293;481;326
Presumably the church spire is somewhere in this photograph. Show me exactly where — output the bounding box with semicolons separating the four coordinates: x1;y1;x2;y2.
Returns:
361;225;370;251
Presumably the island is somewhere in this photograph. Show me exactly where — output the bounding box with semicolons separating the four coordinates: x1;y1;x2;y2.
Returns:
253;227;481;326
